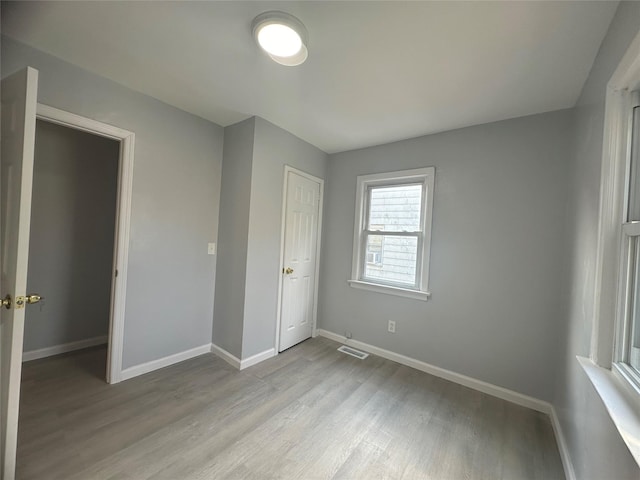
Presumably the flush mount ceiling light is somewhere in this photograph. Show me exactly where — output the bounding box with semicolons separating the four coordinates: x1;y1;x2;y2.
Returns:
252;11;308;66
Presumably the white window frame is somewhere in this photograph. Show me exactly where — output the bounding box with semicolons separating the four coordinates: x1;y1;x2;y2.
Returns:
583;29;640;468
348;167;435;301
617;94;640;388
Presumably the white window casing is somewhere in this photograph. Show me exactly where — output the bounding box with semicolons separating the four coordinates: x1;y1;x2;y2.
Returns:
348;167;435;301
583;28;640;468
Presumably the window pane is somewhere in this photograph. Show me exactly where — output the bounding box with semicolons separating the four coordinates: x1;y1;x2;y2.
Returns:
364;234;417;286
630;237;640;372
628;106;640;220
368;184;422;232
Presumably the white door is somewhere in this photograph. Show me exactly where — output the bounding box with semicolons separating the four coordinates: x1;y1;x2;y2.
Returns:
1;67;39;480
279;170;322;352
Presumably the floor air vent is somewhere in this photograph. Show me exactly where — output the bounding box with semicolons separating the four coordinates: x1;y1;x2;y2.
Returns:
337;345;369;360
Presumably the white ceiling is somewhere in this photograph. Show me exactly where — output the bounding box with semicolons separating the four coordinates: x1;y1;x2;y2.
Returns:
1;1;618;153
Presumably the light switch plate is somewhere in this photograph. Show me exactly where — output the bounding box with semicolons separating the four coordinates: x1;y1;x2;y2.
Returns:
208;243;216;255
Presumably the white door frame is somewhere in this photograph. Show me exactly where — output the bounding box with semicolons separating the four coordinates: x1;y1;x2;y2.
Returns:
274;165;324;354
35;103;134;384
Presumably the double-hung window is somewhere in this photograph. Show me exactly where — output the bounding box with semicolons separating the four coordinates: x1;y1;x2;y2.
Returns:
349;167;435;301
617;91;640;386
583;35;640;467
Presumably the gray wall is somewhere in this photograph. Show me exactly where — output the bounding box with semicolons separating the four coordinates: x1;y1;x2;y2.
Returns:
213;116;327;360
318;110;572;402
555;2;640;478
242;117;327;358
2;36;224;369
24;120;118;352
212;118;255;358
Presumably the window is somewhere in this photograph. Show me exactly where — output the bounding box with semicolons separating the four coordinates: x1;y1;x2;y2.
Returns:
616;91;640;386
584;33;640;468
348;167;435;301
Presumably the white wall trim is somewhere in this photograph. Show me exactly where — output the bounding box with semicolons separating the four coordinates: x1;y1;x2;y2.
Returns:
120;344;211;381
210;344;275;370
211;343;241;369
316;329;551;413
274;165;324;353
36;103;135;385
550;406;577;480
22;336;108;362
240;348;275;370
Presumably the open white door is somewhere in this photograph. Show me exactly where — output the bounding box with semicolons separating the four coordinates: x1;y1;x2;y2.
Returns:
1;67;39;480
279;169;322;352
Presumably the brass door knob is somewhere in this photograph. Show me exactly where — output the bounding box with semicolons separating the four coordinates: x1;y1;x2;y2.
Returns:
26;294;43;304
283;267;294;274
1;294;11;309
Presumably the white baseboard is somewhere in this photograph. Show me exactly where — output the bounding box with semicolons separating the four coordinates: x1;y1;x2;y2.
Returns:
240;348;275;370
22;335;108;362
210;344;275;370
120;344;211;381
550;406;577;480
211;343;241;369
317;329;551;414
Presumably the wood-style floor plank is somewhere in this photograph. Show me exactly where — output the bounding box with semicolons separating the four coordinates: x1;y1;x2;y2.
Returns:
17;337;564;479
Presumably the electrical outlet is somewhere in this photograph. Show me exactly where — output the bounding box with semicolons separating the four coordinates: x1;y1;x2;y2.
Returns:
208;243;216;255
388;320;396;333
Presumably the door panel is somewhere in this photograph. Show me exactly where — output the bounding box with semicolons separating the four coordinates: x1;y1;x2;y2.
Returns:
1;67;39;480
279;171;321;352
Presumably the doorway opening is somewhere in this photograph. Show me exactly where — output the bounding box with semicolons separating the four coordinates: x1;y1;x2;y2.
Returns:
22;118;119;382
28;104;135;384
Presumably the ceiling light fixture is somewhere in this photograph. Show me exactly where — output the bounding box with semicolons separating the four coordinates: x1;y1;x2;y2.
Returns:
252;11;308;66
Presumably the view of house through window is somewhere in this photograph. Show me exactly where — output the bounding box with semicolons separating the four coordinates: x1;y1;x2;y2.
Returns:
364;184;422;286
630;237;640;371
624;95;640;375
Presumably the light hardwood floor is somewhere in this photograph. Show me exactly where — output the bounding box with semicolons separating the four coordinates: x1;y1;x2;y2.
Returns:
18;337;564;479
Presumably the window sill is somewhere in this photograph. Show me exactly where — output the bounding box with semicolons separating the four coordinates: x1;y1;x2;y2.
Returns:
577;356;640;467
347;279;430;301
